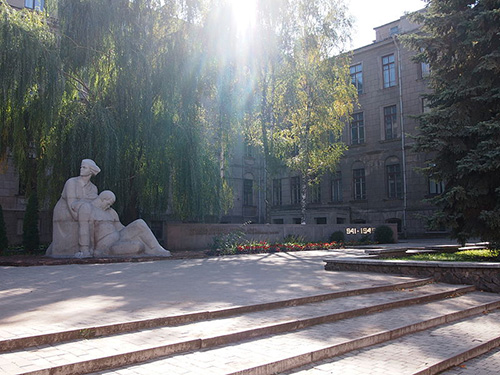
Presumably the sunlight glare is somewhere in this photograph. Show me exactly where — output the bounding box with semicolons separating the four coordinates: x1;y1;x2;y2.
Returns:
229;0;257;35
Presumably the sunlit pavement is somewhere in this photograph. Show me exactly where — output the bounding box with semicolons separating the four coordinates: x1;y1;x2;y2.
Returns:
1;237;498;374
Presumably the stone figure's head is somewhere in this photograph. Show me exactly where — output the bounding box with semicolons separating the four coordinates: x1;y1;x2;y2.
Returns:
98;190;116;210
80;159;101;177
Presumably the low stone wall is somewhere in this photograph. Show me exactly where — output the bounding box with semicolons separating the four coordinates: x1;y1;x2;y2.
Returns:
324;258;500;293
164;223;397;251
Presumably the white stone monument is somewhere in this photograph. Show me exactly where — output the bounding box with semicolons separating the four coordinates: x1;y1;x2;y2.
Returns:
46;159;170;258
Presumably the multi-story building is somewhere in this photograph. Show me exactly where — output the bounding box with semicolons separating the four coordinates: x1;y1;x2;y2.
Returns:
268;13;441;238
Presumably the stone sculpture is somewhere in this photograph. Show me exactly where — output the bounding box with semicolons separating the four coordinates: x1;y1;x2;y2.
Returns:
90;191;170;257
46;159;170;258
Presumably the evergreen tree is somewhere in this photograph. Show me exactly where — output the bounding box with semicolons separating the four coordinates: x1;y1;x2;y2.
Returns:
407;0;500;244
0;204;8;254
23;193;40;253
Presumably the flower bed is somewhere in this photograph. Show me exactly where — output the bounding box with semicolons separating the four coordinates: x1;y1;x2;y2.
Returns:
206;240;359;256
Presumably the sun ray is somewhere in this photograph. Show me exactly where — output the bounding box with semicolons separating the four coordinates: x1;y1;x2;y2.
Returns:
229;0;257;36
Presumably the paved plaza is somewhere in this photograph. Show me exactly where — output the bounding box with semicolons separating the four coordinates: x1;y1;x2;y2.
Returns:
1;239;499;374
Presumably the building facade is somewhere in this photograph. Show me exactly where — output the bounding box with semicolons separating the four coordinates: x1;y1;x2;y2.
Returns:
267;14;441;238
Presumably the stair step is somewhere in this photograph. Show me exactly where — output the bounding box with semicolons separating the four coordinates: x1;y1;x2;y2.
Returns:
0;278;433;352
96;293;500;375
284;310;500;375
0;283;479;375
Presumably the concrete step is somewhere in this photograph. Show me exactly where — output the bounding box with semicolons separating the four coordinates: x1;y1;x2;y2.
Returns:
0;278;451;374
0;277;434;353
284;310;500;375
97;292;500;375
1;281;499;375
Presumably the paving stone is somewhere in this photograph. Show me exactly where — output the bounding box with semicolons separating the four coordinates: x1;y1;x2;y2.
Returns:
1;243;499;375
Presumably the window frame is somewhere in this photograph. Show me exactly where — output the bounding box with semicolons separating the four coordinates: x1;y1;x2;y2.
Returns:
25;0;44;10
272;178;283;206
350;63;363;94
243;178;254;206
384;105;398;140
386;163;403;199
290;176;301;205
351;112;365;145
382;54;396;88
352;168;366;200
331;171;342;202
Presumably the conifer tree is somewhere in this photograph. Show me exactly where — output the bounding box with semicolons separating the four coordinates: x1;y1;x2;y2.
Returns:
407;0;500;244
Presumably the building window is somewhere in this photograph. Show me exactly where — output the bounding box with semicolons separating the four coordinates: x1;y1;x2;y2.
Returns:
351;112;365;145
25;0;44;10
429;179;445;195
353;168;366;200
420;48;430;78
315;217;327;224
421;62;430;78
350;63;363;94
382;54;396;88
336;217;346;224
244;141;254;158
293;217;301;224
243;179;253;206
309;183;321;203
331;171;342;202
290;176;301;205
386;163;403;198
272;178;282;206
273;218;284;224
390;26;399;35
384;105;398;140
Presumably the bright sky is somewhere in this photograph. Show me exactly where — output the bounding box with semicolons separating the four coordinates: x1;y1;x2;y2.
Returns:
347;0;427;49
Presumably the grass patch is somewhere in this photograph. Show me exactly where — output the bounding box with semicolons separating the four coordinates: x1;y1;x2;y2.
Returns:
398;249;500;262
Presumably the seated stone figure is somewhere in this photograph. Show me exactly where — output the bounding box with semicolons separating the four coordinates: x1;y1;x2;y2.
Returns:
90;191;171;257
46;159;101;258
46;159;170;258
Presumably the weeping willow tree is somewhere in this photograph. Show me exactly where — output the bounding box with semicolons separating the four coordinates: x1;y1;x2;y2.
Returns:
1;0;233;223
0;1;62;195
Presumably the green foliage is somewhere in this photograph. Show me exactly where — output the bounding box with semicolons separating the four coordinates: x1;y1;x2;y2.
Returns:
208;228;247;255
374;225;394;244
329;230;345;243
399;249;500;262
282;234;306;244
244;0;355;224
0;2;62;192
23;192;40;253
1;0;355;225
406;0;500;243
0;204;8;254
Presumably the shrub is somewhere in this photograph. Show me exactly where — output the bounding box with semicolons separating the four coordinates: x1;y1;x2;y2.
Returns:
282;234;305;244
23;193;40;253
0;204;7;254
374;225;394;244
329;230;345;243
208;228;246;255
